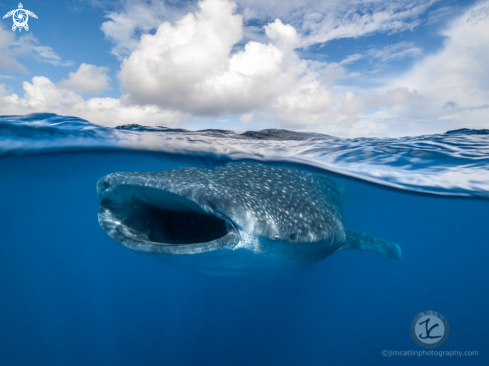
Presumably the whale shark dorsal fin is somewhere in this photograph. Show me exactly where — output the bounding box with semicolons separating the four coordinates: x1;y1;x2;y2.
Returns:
336;229;401;259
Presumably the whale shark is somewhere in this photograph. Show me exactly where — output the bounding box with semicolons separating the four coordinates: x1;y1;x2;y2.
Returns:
97;162;401;276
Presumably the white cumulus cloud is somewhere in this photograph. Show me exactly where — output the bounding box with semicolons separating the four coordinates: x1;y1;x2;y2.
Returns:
0;76;189;127
58;63;110;94
118;0;419;131
101;0;195;59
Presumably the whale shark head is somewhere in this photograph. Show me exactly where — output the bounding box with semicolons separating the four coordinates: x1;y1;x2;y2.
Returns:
97;162;348;276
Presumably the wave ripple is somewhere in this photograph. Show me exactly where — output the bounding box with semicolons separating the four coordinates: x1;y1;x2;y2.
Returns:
1;113;489;197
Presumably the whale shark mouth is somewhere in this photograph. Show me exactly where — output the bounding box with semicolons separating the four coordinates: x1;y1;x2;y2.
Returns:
97;182;240;255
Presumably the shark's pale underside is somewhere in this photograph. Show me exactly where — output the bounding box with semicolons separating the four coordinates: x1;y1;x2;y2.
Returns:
97;162;400;276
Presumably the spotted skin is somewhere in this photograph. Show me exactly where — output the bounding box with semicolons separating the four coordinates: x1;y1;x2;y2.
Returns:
97;162;400;276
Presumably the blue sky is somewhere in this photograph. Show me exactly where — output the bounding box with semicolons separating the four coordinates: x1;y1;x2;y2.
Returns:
0;0;488;136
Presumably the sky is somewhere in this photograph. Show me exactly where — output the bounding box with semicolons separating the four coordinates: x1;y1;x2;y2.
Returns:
0;0;488;137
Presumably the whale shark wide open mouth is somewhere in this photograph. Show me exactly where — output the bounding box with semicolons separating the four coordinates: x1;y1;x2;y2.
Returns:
97;178;240;255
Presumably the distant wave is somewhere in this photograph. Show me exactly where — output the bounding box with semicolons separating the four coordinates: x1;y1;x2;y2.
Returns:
1;113;489;197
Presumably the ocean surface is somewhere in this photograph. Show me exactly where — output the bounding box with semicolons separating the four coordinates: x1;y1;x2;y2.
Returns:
1;113;488;365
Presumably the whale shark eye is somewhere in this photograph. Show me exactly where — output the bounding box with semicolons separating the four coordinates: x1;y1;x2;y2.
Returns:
273;235;280;240
289;233;297;241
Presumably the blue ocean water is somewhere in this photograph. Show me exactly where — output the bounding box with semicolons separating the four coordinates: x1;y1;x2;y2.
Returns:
0;113;488;365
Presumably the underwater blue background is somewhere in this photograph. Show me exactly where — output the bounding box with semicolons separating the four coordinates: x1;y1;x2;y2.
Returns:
1;114;488;365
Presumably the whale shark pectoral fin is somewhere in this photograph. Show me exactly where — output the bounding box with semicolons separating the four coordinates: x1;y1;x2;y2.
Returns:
336;229;401;259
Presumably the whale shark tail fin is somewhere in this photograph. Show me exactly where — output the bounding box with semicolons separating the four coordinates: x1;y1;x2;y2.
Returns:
336;229;401;259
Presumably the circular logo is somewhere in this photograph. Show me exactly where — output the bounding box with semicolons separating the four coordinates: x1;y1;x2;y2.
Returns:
410;311;449;348
13;9;28;28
